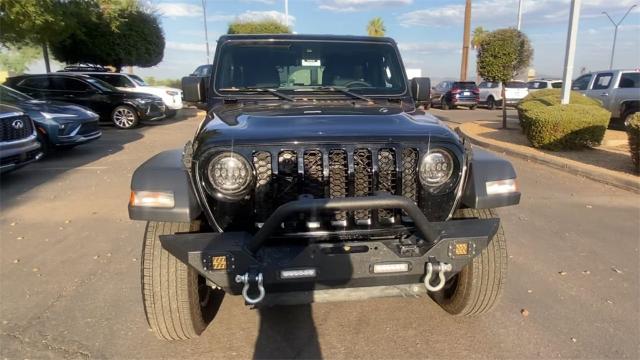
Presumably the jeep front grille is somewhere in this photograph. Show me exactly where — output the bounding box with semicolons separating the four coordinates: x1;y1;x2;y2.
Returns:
246;144;450;228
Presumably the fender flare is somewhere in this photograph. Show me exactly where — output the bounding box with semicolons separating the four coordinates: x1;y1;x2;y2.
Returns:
462;147;521;209
128;149;202;222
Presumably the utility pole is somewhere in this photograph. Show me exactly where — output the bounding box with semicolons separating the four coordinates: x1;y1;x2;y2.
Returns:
460;0;471;81
202;0;210;64
602;5;637;70
560;0;582;105
285;0;289;27
517;0;524;30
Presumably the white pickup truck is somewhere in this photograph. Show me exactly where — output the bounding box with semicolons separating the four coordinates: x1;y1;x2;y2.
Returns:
572;69;640;126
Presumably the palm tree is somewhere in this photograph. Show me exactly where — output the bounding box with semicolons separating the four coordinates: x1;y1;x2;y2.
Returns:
471;26;487;83
367;17;386;37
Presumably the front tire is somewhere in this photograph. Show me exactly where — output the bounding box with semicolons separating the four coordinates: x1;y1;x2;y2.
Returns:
487;97;496;110
111;105;139;129
431;208;507;316
441;97;450;110
141;221;224;341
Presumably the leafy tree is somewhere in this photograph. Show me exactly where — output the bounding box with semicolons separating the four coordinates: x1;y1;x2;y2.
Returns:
0;44;41;74
0;0;134;72
50;8;165;72
367;17;386;37
227;20;291;34
477;28;533;128
471;26;488;84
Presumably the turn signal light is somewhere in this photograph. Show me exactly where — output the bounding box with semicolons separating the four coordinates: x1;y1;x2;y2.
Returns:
129;191;175;208
486;179;518;195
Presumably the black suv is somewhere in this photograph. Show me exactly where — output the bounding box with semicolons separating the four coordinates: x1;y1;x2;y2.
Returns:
128;34;520;341
430;81;479;110
5;74;165;129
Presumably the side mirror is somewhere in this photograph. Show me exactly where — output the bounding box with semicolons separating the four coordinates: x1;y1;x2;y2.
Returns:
410;77;431;105
182;76;206;103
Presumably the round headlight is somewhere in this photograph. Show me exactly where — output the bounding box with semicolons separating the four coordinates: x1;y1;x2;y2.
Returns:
419;150;454;187
206;152;253;198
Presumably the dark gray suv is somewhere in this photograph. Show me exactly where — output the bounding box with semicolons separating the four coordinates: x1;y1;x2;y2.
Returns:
0;104;43;173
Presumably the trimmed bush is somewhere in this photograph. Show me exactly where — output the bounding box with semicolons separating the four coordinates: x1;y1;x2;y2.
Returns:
517;89;610;150
626;112;640;173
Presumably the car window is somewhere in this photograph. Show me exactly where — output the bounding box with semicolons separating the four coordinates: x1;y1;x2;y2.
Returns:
551;82;563;88
51;77;91;92
618;73;640;88
572;75;592;90
91;74;135;88
129;74;147;86
18;76;51;90
453;82;476;89
491;82;500;88
506;81;527;88
528;81;545;89
592;73;613;90
478;82;487;89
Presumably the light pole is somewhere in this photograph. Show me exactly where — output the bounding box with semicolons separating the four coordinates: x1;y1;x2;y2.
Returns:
284;0;289;27
560;0;582;105
202;0;211;64
460;0;471;81
517;0;524;30
602;5;637;70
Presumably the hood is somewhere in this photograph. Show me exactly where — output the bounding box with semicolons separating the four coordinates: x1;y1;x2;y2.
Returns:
118;91;161;100
196;104;460;148
16;100;98;122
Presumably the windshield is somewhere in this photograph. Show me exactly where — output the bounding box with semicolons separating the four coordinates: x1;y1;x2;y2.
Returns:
215;40;407;96
453;82;477;89
506;81;527;88
84;77;118;92
0;85;33;103
129;74;147;86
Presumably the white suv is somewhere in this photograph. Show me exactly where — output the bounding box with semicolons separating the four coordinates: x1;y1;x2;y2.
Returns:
81;73;183;117
527;79;562;92
478;81;529;109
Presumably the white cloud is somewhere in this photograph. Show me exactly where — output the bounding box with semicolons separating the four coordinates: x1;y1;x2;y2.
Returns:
156;3;202;17
166;41;207;52
241;0;276;4
398;0;639;28
397;41;459;54
235;10;295;25
318;0;412;12
207;13;236;22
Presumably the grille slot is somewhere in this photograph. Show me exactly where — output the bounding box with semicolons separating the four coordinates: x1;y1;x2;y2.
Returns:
253;151;272;221
377;148;397;222
0;115;33;142
328;149;348;224
353;148;373;224
303;150;324;198
401;148;419;220
277;150;298;205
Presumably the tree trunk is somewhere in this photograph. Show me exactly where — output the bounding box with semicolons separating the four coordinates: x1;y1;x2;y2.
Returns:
114;65;122;73
501;84;507;129
42;42;51;73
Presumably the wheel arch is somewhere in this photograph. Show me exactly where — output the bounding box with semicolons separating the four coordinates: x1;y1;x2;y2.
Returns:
461;147;521;209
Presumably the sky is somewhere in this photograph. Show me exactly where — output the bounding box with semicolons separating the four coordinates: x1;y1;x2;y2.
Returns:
33;0;640;81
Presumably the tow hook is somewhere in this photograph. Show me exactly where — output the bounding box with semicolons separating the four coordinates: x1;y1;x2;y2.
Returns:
235;272;266;304
424;262;453;292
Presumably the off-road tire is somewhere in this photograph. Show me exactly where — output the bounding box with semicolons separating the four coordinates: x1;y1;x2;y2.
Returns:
432;208;507;316
141;221;224;341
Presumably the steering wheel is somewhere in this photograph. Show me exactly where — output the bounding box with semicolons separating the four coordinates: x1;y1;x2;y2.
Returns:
343;80;372;88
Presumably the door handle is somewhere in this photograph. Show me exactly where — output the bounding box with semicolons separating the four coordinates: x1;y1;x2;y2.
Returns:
600;93;609;97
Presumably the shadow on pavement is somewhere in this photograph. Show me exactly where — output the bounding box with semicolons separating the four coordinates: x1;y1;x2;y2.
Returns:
253;305;322;359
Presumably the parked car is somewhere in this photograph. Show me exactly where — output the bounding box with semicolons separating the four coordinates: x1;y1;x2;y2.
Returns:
478;81;529;109
181;64;213;109
0;104;43;173
0;85;101;154
78;73;183;118
430;81;478;110
5;73;166;129
527;79;562;92
572;69;639;126
129;34;521;341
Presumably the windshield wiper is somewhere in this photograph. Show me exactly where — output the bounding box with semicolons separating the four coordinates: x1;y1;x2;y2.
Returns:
302;86;373;102
219;87;295;102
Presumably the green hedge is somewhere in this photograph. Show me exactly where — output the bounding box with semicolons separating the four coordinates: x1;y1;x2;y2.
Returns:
517;89;610;150
627;112;640;173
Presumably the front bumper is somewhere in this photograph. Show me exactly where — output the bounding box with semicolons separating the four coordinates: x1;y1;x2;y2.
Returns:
137;101;166;122
159;194;499;305
0;135;43;173
48;121;102;146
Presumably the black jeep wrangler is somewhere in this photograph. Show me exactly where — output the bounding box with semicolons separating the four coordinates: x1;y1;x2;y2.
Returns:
128;34;520;341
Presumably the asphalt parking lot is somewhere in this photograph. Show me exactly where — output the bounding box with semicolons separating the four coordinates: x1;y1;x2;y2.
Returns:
1;108;638;359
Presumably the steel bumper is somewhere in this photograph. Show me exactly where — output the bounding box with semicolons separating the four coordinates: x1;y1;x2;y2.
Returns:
159;194;500;301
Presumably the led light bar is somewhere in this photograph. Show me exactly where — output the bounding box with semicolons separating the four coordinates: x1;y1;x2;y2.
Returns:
130;191;175;208
280;268;317;279
372;262;411;274
486;179;518;195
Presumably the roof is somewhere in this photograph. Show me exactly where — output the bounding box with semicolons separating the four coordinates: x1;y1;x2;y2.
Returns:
217;33;397;44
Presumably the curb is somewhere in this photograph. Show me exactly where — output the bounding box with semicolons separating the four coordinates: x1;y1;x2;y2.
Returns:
457;123;640;193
